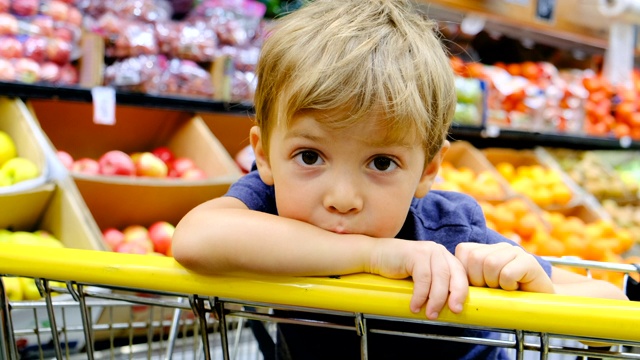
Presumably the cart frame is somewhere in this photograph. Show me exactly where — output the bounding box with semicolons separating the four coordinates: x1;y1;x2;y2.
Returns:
1;244;639;360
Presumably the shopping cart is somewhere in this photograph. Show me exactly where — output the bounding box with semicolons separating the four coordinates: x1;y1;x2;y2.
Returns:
1;243;639;360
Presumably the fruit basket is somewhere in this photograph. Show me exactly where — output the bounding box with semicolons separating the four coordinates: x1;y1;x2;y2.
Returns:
0;97;50;194
433;141;513;201
27;99;242;230
482;147;582;211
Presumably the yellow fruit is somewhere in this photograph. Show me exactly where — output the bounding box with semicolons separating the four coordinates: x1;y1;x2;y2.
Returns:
0;130;17;167
2;276;23;301
19;277;42;300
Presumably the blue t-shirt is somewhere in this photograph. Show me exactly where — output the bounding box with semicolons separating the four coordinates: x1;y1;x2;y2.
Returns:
225;169;552;360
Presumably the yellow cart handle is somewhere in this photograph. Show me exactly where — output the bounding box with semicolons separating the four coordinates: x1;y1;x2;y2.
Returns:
1;243;639;342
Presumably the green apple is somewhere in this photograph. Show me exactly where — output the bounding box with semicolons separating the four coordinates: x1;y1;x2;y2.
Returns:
2;276;23;301
0;229;11;243
0;157;39;184
0;130;17;167
10;231;63;248
19;277;41;300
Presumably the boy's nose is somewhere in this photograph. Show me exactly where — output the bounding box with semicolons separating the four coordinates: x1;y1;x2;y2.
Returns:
323;175;363;214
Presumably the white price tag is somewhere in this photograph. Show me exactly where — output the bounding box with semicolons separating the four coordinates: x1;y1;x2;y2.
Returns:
91;86;116;125
619;136;632;149
483;125;501;138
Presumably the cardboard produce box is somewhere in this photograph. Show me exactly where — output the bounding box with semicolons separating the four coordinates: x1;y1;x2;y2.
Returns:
27;99;243;230
2;177;105;355
433;141;514;201
482;147;582;211
0;176;104;251
0;97;50;194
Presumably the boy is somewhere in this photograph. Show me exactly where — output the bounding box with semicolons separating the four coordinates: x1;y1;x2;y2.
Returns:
172;0;628;358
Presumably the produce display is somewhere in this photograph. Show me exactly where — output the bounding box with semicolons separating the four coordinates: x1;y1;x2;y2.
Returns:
57;146;207;179
432;161;506;200
0;0;82;85
453;76;484;126
101;220;175;256
0;130;39;186
546;148;639;203
0;229;65;301
494;162;573;209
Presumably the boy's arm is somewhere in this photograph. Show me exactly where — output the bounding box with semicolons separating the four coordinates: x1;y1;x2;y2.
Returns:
455;242;628;301
171;196;469;319
551;267;629;300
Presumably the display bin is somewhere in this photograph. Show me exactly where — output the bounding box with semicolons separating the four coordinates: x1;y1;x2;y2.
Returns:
0;177;105;356
481;147;583;211
434;141;514;201
27;99;243;230
0;97;51;194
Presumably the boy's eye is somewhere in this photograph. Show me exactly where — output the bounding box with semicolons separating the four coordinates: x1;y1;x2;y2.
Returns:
295;151;323;165
369;157;398;172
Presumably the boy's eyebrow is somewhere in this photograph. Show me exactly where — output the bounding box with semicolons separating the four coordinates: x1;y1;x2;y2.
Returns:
285;127;417;149
283;128;323;142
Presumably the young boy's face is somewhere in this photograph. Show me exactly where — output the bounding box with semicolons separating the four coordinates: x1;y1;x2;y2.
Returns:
251;112;447;238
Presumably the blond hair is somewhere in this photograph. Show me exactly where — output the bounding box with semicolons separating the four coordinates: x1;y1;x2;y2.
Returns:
254;0;456;162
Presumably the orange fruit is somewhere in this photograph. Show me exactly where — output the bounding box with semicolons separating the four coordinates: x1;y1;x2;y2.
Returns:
562;234;587;258
516;212;544;239
492;206;517;233
535;237;566;257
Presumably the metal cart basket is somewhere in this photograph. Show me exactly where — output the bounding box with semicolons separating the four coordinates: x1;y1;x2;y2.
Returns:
1;243;640;360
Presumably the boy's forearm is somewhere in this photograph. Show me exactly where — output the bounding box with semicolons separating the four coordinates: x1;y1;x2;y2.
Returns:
172;208;374;276
553;281;629;301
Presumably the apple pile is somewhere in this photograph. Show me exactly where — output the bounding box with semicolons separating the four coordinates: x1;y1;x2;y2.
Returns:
0;130;40;186
102;221;175;256
0;228;66;301
57;146;207;179
0;1;83;85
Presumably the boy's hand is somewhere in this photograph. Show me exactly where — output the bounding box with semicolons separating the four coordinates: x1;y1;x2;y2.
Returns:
369;239;468;320
455;243;554;294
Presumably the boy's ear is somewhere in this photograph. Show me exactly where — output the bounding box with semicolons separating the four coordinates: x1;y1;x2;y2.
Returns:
250;126;274;185
414;140;450;198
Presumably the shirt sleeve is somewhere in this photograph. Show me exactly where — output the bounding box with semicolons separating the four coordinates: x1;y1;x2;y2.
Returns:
224;170;278;215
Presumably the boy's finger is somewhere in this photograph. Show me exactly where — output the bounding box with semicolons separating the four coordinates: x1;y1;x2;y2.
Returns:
424;252;451;320
410;264;432;314
447;255;468;313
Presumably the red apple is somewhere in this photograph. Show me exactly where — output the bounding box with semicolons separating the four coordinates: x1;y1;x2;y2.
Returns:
0;59;15;81
23;36;47;63
147;221;175;255
57;63;78;84
115;241;149;255
98;150;136;176
122;225;153;253
56;150;73;170
14;58;40;84
0;13;18;36
0;37;23;59
102;227;125;251
234;144;254;173
46;38;72;65
71;158;100;175
45;0;70;22
168;157;196;177
11;0;39;17
134;152;168;178
180;167;207;180
40;62;61;83
151;146;175;165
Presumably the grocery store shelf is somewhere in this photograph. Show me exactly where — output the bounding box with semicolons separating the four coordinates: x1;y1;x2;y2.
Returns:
1;80;637;151
449;125;640;150
417;0;609;55
0;81;254;115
